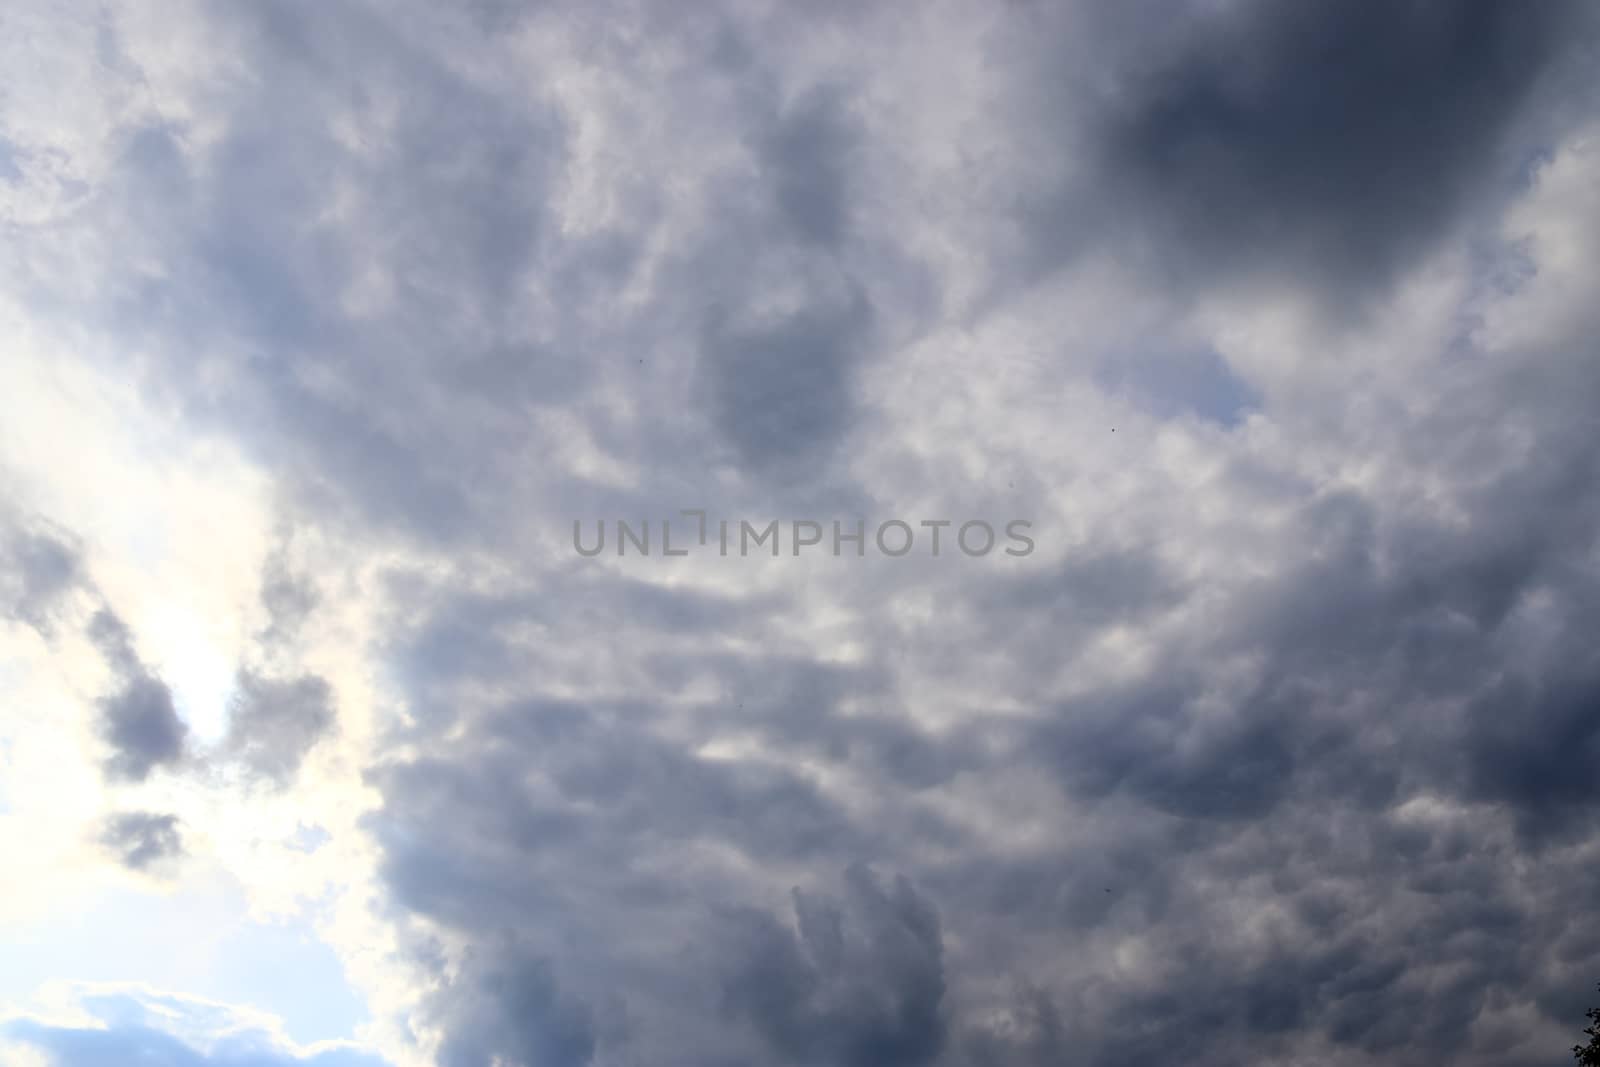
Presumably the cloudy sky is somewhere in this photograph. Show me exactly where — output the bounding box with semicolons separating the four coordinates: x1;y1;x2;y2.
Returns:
2;2;1600;1065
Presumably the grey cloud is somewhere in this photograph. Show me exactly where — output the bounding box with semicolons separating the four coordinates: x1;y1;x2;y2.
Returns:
88;610;187;783
258;545;319;649
97;676;186;783
672;653;987;795
1104;1;1589;289
24;2;913;541
1046;688;1298;820
380;569;791;723
326;7;1600;1061
81;3;572;544
223;542;336;785
1;510;188;783
372;697;872;917
226;670;335;784
763;89;859;247
357;298;1600;1065
362;633;948;1063
717;866;947;1067
1009;0;1598;303
97;811;183;872
971;459;1600;1064
1464;674;1600;834
662;35;926;493
958;985;1069;1067
10;2;1600;1065
425;950;596;1067
979;547;1187;653
0;510;80;634
697;286;874;479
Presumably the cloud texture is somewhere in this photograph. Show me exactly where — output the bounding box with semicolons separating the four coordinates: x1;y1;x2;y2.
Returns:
1;1;1599;1065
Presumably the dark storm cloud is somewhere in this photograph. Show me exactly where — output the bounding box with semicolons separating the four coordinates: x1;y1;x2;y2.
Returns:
354;321;1600;1065
424;949;596;1067
13;1;1600;1065
371;696;874;919
96;811;183;872
1031;498;1597;833
87;609;187;783
1464;674;1600;833
368;683;957;1061
1045;685;1297;820
716;866;947;1067
960;452;1600;1064
361;614;968;1061
277;1;1600;1059
1016;0;1598;300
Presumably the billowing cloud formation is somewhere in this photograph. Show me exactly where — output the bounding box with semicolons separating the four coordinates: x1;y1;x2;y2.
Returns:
2;1;1600;1066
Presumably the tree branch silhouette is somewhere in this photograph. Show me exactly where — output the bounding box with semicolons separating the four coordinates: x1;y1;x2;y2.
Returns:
1576;983;1600;1066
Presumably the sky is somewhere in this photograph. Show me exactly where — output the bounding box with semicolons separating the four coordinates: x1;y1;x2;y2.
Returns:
1;2;1599;1066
